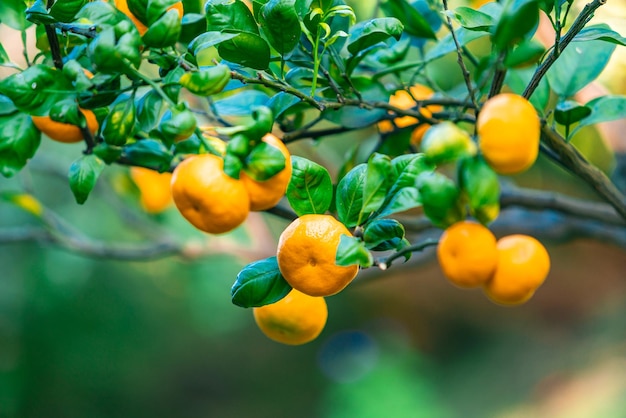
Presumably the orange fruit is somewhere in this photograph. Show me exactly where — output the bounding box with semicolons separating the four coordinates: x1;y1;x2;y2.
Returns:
477;93;540;175
437;221;499;288
114;0;183;36
31;109;99;144
170;153;250;234
277;214;359;297
240;133;292;211
130;166;173;214
253;289;328;345
378;84;442;145
483;234;550;305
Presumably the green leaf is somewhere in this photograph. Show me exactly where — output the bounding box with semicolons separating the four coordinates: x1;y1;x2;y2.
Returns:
49;0;88;22
0;45;10;65
380;0;436;39
376;186;420;218
448;6;495;32
336;235;373;268
491;0;540;51
503;38;545;68
286;156;333;216
458;156;500;225
554;100;592;127
0;65;73;115
322;77;387;128
574;24;626;47
205;0;259;34
547;39;615;98
142;9;182;48
347;18;403;55
189;31;239;55
359;153;392;224
218;32;271;70
266;92;301;119
0;112;41;178
123;139;173;172
92;143;123;164
570;95;626;138
0;95;17;116
102;99;136;146
363;218;405;251
416;171;465;228
231;257;292;308
0;0;30;30
259;0;301;56
336;163;366;228
136;90;164;133
68;154;106;204
424;27;487;62
244;141;286;181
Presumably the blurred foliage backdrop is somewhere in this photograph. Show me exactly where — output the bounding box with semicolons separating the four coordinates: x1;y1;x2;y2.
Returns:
1;0;626;417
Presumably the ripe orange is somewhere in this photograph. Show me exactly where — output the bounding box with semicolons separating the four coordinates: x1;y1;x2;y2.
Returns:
378;84;442;145
277;214;359;297
31;109;99;144
253;289;328;345
437;221;499;288
477;93;540;175
240;134;292;211
483;234;550;305
170;153;250;234
130;166;173;214
113;0;183;35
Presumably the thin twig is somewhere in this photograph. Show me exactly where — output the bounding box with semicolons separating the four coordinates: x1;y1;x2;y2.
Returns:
375;239;439;270
523;0;607;99
441;0;479;110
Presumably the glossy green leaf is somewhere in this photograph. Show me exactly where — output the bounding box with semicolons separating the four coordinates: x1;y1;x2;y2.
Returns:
266;92;302;119
0;95;17;116
547;39;615;98
158;108;197;142
136;90;164;133
359;153;392;224
244;141;286;181
458;156;500;225
102;99;136;146
0;112;41;178
574;24;626;46
336;235;373;268
205;0;258;33
179;65;231;96
554;100;592;127
570;95;626;138
347;18;403;55
415;171;465;228
363;219;405;251
231;257;292;308
92;143;123;164
0;65;73;116
424;27;487;62
49;0;88;22
286;156;333;216
491;0;539;51
259;0;301;55
503;38;545;68
217;32;271;70
376;186;420;218
123;139;173;172
68;154;106;204
336;163;366;228
0;0;30;30
189;31;239;55
142;9;182;48
380;0;436;39
75;0;126;26
448;6;495;32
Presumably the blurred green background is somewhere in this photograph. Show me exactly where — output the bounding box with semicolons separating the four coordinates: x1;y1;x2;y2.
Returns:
1;135;625;418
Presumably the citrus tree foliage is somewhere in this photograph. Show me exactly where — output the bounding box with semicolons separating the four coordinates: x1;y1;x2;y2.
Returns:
1;0;626;311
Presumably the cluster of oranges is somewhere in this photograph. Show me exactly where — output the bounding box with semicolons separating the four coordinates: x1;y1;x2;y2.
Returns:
254;213;360;345
437;221;550;305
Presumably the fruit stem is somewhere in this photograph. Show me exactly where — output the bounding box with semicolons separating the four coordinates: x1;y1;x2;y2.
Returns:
376;238;439;270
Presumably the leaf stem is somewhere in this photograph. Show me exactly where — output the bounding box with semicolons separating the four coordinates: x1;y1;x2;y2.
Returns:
376;238;439;270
